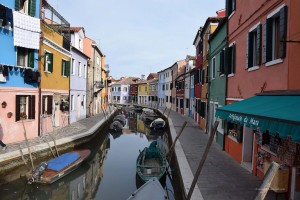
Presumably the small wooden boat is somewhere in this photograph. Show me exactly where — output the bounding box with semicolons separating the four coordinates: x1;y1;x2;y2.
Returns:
150;118;165;131
127;177;168;200
27;149;90;184
114;114;126;126
136;146;167;183
141;108;158;122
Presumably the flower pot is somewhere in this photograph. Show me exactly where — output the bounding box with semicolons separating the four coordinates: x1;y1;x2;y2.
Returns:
7;114;12;118
20;117;26;120
1;104;6;108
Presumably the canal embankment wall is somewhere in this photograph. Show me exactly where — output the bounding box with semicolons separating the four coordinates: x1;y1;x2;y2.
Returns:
0;108;117;175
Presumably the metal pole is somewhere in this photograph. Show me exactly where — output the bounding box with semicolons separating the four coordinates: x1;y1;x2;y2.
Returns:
186;121;219;200
21;120;34;171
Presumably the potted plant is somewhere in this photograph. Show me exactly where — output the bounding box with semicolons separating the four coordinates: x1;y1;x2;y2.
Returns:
7;112;13;118
20;112;27;120
1;101;7;108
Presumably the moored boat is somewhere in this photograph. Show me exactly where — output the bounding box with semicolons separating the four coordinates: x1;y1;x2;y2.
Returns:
127;177;168;200
150;118;165;131
27;149;90;184
136;146;167;183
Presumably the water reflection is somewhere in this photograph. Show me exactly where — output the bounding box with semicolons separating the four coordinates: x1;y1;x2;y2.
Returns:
0;111;178;200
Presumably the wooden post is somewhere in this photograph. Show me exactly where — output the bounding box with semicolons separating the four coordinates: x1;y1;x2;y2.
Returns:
253;161;280;200
167;121;188;163
41;136;56;158
21;120;34;171
186;121;219;200
163;107;167;115
19;145;30;170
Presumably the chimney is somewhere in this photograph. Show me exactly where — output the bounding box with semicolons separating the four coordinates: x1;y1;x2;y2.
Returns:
216;9;226;17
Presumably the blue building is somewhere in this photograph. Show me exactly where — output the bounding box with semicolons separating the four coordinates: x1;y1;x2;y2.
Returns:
0;0;41;143
157;70;166;107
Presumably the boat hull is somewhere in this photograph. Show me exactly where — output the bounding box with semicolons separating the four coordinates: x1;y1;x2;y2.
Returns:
27;149;90;184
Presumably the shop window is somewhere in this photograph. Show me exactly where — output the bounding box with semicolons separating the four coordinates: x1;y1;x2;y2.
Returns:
226;121;243;143
262;131;281;154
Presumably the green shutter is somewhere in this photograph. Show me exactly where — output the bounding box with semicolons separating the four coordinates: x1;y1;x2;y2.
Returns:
224;47;229;75
65;60;70;76
28;95;35;119
225;0;229;16
48;53;53;72
15;0;20;11
61;60;64;76
28;0;36;17
27;49;34;68
279;6;287;59
256;24;262;65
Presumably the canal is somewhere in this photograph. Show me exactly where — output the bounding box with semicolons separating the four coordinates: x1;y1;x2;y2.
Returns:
0;109;184;200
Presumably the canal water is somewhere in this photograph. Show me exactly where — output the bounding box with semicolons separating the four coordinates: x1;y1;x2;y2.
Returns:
0;110;183;200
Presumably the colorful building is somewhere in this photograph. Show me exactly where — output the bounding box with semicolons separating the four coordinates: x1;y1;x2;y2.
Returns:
0;0;40;143
184;55;195;117
63;27;89;123
199;16;222;131
216;0;300;199
157;70;166;108
40;15;71;134
138;81;150;105
83;37;104;116
129;79;140;104
149;78;158;107
171;60;185;111
207;17;227;148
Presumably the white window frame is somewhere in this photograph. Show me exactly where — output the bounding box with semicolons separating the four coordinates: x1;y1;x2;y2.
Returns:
44;50;52;73
83;64;87;78
19;0;29;14
71;58;75;75
17;47;28;68
61;59;67;77
71;95;75;111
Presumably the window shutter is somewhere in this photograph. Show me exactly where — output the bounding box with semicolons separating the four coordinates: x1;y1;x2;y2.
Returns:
232;44;236;74
224;47;229;75
206;68;209;83
246;32;250;68
256;24;262;65
65;60;70;76
28;49;34;68
16;95;21;121
48;53;53;72
61;61;64;76
28;95;35;119
15;0;20;11
225;0;229;16
47;96;53;115
201;69;205;84
279;6;287;59
30;0;36;17
42;96;46;114
219;50;224;74
266;19;273;62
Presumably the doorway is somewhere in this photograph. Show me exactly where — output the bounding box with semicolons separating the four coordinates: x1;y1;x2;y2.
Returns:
242;126;254;172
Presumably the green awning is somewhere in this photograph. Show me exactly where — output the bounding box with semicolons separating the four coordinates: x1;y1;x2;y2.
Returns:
216;95;300;142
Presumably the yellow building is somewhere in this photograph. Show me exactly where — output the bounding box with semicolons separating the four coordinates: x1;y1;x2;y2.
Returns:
39;22;71;133
138;81;150;105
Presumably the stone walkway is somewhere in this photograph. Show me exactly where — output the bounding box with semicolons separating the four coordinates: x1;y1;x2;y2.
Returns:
161;108;280;200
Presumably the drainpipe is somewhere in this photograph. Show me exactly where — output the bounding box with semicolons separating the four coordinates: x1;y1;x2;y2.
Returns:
38;0;42;136
92;44;96;116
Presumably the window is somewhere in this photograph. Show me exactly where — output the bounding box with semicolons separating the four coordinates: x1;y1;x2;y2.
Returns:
123;87;127;92
78;62;82;77
225;44;236;75
219;49;225;75
166;83;169;90
42;95;53;115
96;57;100;66
17;47;34;68
145;86;147;92
61;59;70;77
44;52;53;73
83;64;86;78
200;101;206;118
123;96;127;100
71;95;74;111
71;59;75;75
264;6;287;64
16;95;35;121
212;57;216;79
226;0;236;17
186;99;189;108
247;24;262;68
79;38;82;50
170;96;172;103
226;121;243;143
180;99;184;108
166;96;168;102
118;87;121;92
162;85;165;91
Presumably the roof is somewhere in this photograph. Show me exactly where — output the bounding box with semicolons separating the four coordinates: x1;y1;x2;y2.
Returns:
200;17;223;37
60;27;85;34
209;17;227;42
157;59;185;73
216;94;300;142
113;77;141;85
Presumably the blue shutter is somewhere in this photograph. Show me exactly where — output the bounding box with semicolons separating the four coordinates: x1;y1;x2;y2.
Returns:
279;6;287;59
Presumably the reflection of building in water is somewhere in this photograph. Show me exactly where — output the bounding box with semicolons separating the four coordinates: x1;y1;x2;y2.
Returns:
137;114;151;135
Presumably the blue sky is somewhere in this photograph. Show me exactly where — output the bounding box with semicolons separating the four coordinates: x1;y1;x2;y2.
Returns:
48;0;224;79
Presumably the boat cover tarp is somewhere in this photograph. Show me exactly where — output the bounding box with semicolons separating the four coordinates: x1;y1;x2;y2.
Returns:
47;152;80;171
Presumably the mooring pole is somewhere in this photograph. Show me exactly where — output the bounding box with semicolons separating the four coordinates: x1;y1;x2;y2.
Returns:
186;121;219;200
21;120;34;171
253;162;280;200
167;121;188;164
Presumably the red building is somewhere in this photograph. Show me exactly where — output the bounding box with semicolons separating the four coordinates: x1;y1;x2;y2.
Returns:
129;78;140;103
175;74;185;114
193;28;203;124
218;0;300;198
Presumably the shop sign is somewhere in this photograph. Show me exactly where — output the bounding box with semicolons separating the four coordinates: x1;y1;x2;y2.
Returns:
228;113;260;127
